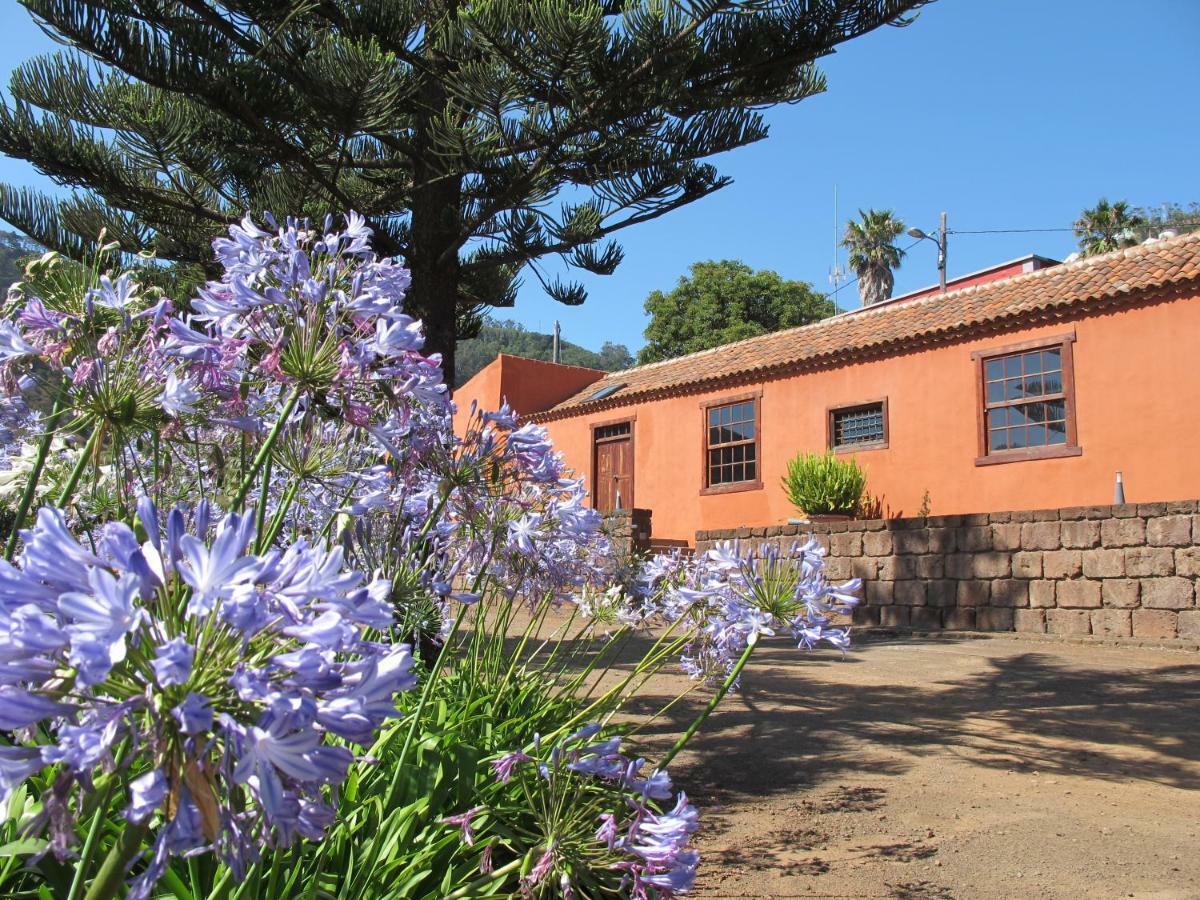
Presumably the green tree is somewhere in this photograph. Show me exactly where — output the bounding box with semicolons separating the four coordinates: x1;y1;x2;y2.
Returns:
0;230;40;291
842;208;905;307
0;1;926;381
1074;198;1147;256
454;317;631;386
638;259;833;364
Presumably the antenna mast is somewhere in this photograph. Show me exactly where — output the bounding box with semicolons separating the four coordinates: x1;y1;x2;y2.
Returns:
828;185;845;298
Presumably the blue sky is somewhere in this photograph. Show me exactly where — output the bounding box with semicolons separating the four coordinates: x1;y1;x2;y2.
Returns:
1;1;1197;353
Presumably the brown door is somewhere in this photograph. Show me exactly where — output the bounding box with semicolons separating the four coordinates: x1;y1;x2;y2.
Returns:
593;422;633;512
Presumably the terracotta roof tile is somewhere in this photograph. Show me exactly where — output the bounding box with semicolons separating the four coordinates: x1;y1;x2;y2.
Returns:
534;232;1200;421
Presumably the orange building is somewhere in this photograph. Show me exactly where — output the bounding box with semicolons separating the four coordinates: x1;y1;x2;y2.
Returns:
455;234;1200;546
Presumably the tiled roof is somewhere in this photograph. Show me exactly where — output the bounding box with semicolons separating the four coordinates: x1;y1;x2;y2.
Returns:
533;232;1200;421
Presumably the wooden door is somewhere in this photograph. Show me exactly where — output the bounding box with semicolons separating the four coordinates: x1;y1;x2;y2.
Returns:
593;422;633;512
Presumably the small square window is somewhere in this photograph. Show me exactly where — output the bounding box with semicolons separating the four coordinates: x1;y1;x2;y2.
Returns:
829;400;888;451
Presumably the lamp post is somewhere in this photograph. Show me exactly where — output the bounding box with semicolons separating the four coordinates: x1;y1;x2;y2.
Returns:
908;211;948;293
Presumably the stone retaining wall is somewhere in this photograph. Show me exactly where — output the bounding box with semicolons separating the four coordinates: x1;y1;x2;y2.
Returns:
601;508;652;557
695;501;1200;645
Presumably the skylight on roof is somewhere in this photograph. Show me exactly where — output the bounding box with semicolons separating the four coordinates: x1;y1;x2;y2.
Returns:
585;383;625;402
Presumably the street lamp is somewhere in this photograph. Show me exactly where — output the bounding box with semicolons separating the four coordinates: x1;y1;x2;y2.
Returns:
908;211;948;293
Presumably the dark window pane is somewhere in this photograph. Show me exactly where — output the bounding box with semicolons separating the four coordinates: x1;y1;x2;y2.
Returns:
708;427;719;446
745;443;757;463
1021;350;1041;375
1046;399;1066;421
988;408;1007;429
731;463;744;482
1027;402;1046;423
708;449;721;468
746;460;757;481
1047;421;1067;444
1009;405;1031;427
985;359;1004;381
832;403;885;447
990;429;1008;451
1004;355;1022;378
1009;427;1028;449
986;381;1005;404
709;409;720;428
1024;376;1043;396
1029;424;1046;446
1042;348;1061;371
1005;378;1025;401
1042;371;1063;394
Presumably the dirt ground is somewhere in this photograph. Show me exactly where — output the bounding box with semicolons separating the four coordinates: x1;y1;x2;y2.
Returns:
633;634;1200;900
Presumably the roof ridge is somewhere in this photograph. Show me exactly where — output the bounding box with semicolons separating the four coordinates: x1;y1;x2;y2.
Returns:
602;230;1200;383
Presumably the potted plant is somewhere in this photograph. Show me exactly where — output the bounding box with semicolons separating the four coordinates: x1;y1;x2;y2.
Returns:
782;451;867;521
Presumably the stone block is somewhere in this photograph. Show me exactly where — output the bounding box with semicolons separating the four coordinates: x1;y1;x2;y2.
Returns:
1111;503;1139;518
1021;521;1062;550
990;512;1012;523
1147;515;1192;547
1101;579;1140;609
991;523;1023;551
893;530;929;555
865;580;894;606
926;580;958;607
877;556;917;581
1046;608;1091;635
863;531;893;556
879;606;910;628
957;581;990;607
825;556;851;581
916;555;945;579
943;608;976;630
1029;580;1056;608
910;607;942;630
857;518;886;531
1177;610;1200;640
1167;500;1197;514
1060;520;1101;549
1056;579;1102;608
853;606;881;627
829;531;862;556
1140;577;1195;610
991;579;1029;608
1081;548;1125;578
927;528;956;553
1011;551;1043;579
946;554;973;580
1124;547;1174;578
894;581;927;606
1090;609;1132;638
1043;550;1083;579
1014;609;1047;633
1176;547;1200;577
1101;518;1146;547
977;608;1015;631
960;526;993;552
1057;506;1087;521
972;552;1012;579
1132;609;1177;640
1137;502;1168;517
850;558;879;581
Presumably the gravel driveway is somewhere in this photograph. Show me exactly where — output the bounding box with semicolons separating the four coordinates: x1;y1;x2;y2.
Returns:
638;635;1200;899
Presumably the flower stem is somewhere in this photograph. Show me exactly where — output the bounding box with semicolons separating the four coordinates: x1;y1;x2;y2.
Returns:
4;380;69;559
56;424;103;509
66;776;116;900
230;386;302;510
444;857;523;898
658;640;756;770
82;819;149;900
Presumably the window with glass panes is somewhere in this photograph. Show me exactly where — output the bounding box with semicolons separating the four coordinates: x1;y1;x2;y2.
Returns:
831;402;887;449
705;400;758;486
981;344;1071;454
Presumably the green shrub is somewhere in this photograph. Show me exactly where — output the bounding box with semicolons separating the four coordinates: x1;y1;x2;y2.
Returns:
782;451;867;517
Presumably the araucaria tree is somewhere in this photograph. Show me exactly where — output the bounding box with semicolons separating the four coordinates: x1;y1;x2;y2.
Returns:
639;259;833;364
842;208;905;307
0;0;927;381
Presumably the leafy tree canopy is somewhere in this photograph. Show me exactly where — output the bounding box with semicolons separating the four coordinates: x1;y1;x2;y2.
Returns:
638;259;834;364
0;0;927;381
455;317;632;387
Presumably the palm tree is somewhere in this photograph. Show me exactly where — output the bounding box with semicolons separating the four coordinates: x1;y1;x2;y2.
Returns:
842;209;906;306
1074;198;1147;257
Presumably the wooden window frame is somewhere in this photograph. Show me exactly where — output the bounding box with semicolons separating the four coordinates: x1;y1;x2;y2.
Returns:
590;415;636;511
971;333;1081;467
827;398;889;453
700;391;763;496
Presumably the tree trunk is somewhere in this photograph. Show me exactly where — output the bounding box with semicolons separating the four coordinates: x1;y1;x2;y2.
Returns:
408;3;464;385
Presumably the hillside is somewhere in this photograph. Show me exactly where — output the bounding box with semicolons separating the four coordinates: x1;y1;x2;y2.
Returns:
0;230;41;291
455;318;632;387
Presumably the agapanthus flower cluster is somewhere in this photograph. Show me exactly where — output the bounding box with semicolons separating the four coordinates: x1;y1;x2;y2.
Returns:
0;498;414;897
487;724;699;898
636;538;861;684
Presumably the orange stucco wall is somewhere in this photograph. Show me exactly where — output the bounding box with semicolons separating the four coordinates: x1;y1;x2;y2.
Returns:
538;293;1200;543
453;354;605;435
